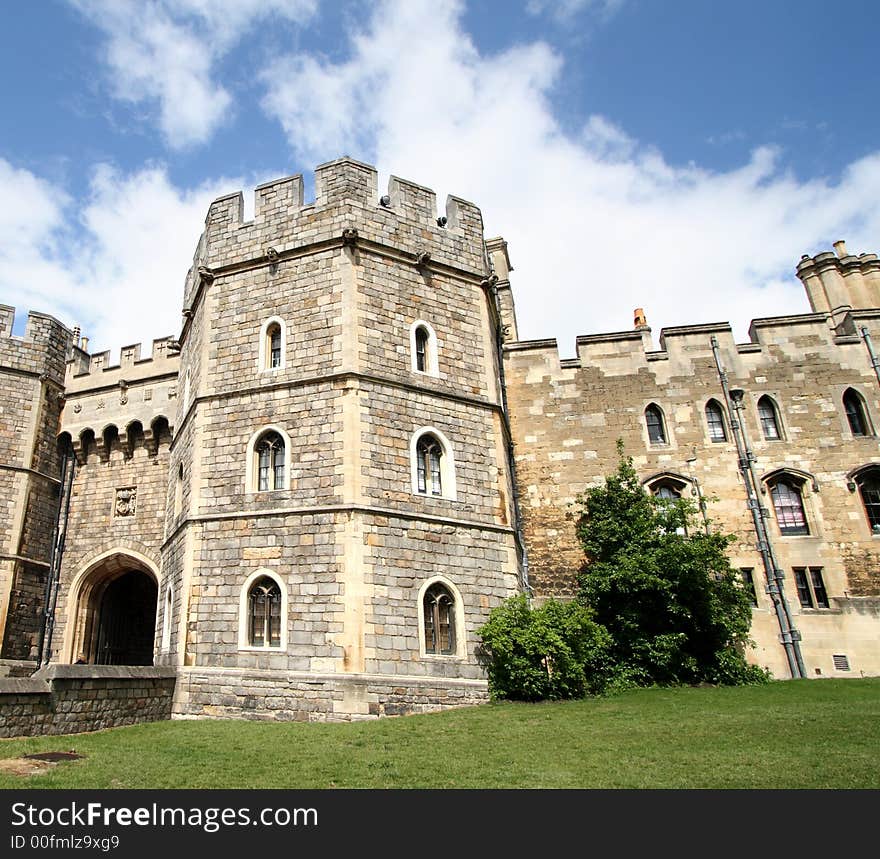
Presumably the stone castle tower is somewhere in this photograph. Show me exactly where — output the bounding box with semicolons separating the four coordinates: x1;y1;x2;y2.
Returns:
1;159;879;728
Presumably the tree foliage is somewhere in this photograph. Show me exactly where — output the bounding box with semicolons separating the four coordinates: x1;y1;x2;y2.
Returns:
575;443;768;687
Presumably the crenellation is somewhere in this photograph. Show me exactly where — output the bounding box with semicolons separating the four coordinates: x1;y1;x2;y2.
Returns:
387;175;437;220
254;174;304;222
314;156;378;207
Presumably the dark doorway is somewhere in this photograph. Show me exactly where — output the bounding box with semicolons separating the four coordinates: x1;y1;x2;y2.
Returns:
94;571;158;665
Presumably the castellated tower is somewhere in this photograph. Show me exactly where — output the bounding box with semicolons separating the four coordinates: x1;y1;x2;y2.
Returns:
164;157;521;718
0;308;71;664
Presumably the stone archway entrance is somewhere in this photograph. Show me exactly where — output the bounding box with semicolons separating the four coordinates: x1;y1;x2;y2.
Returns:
70;554;158;665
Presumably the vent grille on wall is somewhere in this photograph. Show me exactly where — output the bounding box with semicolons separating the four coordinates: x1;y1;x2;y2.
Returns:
832;654;850;671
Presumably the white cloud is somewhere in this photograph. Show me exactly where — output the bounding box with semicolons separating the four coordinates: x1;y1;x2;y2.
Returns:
69;0;316;148
0;158;237;356
526;0;627;21
260;0;880;354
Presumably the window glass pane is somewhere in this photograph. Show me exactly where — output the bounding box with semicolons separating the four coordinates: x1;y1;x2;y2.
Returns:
740;568;758;606
810;568;829;609
654;484;680;500
424;596;436;652
646;407;665;444
793;568;813;608
250;591;266;645
859;477;880;533
415;328;428;372
270;327;281;368
258;446;270;492
771;481;808;535
844;391;868;436
758;398;780;440
706;403;726;442
429;446;442;496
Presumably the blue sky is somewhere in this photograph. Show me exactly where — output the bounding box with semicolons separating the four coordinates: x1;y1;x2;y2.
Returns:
2;0;879;357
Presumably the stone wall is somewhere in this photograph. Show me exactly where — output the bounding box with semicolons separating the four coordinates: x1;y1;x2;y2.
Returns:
503;311;880;678
0;665;176;738
0;308;71;660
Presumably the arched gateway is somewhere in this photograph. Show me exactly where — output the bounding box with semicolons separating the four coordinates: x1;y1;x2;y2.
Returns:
67;551;159;666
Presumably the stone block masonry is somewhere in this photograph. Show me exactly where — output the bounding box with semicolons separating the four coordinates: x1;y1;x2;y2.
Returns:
0;665;176;738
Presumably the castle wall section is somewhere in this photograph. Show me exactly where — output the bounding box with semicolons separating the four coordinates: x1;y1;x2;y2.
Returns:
0;308;70;660
49;338;179;664
504;311;880;679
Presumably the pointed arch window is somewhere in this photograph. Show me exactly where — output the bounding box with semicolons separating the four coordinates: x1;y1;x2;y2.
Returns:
416;435;443;496
645;404;667;445
256;431;285;491
247;576;282;648
757;395;782;440
423;582;456;655
769;479;809;535
843;388;872;437
705;400;727;442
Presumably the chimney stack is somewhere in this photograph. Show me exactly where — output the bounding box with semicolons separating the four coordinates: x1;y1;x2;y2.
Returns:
833;240;848;258
633;307;648;329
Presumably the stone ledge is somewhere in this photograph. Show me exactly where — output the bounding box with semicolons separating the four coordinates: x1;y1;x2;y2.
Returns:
33;665;178;681
0;678;50;695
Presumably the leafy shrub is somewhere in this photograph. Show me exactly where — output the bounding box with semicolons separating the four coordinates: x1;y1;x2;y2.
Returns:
477;595;615;701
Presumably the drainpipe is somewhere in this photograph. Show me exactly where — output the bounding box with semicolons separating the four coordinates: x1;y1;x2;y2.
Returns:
710;336;806;679
483;272;530;597
859;326;880;387
36;445;76;667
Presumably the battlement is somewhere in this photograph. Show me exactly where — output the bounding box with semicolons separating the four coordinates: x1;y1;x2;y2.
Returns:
184;157;488;311
65;336;179;392
0;306;72;383
504;309;880;381
0;305;71;344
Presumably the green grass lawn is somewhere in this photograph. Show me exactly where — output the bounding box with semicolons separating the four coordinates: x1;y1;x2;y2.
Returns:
1;679;878;789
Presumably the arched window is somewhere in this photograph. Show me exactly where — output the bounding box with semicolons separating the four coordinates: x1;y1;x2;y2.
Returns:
423;582;456;655
415;326;429;372
256;431;285;491
843;388;872;437
409;320;438;376
854;468;880;534
258;316;286;372
410;428;456;500
769;479;809;535
645;404;666;445
247;576;282;648
705;400;727;442
417;435;442;495
757;395;782;440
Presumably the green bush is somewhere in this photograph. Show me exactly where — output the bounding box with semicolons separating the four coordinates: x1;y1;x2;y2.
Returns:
477;595;615;701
